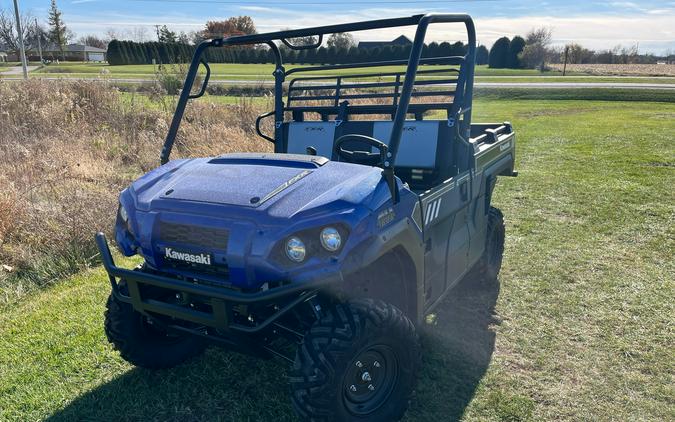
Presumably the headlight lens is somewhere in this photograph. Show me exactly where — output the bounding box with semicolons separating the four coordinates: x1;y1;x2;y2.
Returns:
285;237;306;262
320;227;341;252
118;204;129;223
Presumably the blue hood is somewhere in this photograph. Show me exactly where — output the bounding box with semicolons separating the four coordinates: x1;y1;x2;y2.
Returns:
130;153;386;219
118;153;397;289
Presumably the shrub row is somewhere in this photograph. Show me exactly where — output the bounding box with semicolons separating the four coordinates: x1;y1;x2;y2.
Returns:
106;39;475;66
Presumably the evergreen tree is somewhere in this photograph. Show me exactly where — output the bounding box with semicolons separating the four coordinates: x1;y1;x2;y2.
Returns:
118;41;129;64
438;42;453;57
336;47;349;64
157;25;177;43
327;46;339;64
315;46;328;64
476;45;489;65
450;41;466;56
48;0;67;60
508;36;526;68
346;46;359;64
488;37;510;68
425;42;440;58
107;40;122;65
297;49;308;64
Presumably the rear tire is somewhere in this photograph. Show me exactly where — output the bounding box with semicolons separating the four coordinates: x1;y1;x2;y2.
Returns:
104;288;206;369
289;299;420;422
476;206;505;284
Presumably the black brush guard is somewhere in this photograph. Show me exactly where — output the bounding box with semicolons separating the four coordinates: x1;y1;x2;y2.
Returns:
96;233;341;336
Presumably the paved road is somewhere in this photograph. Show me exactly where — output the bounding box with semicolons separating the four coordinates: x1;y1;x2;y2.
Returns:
2;75;675;90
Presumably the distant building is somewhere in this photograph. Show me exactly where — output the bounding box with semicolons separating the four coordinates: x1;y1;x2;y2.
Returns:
42;44;107;62
357;35;413;49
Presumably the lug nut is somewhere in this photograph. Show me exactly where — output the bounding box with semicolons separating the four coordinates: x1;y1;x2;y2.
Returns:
368;384;375;391
362;372;372;382
373;361;381;368
349;385;357;392
355;360;363;368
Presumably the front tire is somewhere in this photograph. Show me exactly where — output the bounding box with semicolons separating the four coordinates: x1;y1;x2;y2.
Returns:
290;299;420;422
104;289;206;369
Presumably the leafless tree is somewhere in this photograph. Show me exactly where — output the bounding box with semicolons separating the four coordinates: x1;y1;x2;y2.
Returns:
104;27;122;41
78;34;107;49
564;43;594;64
0;8;51;57
519;27;554;70
126;26;149;42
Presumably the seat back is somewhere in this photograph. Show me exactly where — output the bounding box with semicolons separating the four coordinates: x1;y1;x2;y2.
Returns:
286;122;337;157
282;119;455;189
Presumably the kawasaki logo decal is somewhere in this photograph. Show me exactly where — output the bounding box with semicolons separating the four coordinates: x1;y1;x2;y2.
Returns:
164;247;212;265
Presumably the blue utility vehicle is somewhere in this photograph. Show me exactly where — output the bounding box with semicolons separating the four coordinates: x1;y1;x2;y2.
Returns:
97;13;517;421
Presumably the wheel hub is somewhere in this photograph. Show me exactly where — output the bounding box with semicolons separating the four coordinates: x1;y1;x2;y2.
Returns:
342;346;399;415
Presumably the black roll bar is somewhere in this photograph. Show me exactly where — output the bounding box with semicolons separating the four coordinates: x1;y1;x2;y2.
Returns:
160;13;476;201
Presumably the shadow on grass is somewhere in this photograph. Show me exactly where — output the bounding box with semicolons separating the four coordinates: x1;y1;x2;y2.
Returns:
46;276;498;422
405;275;500;421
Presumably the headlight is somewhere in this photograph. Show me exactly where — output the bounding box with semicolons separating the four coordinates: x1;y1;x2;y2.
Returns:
118;204;129;223
320;227;342;252
285;237;306;262
117;203;135;236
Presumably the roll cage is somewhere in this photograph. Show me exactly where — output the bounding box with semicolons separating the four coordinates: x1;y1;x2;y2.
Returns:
161;13;477;200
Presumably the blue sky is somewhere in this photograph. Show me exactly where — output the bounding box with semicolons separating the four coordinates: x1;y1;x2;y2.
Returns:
2;0;674;53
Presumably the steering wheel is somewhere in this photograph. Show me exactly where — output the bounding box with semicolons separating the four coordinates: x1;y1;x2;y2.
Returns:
333;134;389;166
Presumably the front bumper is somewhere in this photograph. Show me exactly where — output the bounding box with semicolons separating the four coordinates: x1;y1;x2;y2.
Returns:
96;232;343;333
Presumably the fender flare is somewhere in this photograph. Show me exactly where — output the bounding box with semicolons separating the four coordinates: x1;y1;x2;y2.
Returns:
337;217;425;323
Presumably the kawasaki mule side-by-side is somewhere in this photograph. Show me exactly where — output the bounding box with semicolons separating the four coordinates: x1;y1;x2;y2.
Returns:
96;13;517;421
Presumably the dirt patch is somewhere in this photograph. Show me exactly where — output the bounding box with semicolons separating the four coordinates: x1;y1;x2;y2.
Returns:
548;63;675;77
645;161;675;168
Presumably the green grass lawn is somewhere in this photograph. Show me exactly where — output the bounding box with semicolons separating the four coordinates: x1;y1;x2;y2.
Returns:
30;63;559;76
1;99;673;421
4;62;670;85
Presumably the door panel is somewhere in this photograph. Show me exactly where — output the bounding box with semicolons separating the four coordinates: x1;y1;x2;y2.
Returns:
421;173;471;305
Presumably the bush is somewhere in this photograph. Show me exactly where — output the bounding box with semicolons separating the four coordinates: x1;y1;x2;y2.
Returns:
508;36;526;68
489;37;510;68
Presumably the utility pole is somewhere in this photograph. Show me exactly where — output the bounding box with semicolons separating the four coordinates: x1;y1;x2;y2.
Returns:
35;18;43;64
562;46;569;77
12;0;28;79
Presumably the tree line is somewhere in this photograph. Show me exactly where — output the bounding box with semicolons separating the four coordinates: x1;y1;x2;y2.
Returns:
3;6;668;68
106;39;476;66
486;27;669;69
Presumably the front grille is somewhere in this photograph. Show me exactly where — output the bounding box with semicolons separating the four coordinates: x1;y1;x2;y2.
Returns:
159;221;230;250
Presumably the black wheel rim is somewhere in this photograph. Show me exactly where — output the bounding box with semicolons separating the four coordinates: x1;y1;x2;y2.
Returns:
342;345;399;416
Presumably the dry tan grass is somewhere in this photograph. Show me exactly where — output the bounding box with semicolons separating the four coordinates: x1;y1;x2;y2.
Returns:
0;80;269;302
548;63;675;76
